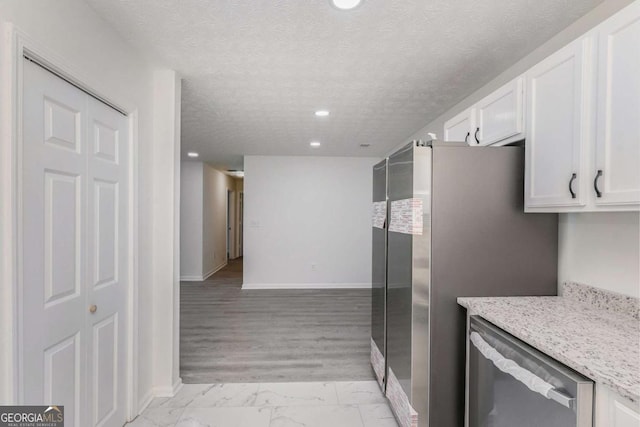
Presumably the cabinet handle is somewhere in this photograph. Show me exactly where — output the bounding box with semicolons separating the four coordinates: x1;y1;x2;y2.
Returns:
569;173;577;199
474;127;480;144
464;132;470;144
593;170;603;198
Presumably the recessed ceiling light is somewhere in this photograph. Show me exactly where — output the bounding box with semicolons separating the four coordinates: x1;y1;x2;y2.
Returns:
310;141;321;148
331;0;362;10
315;110;330;117
227;170;245;178
187;152;199;158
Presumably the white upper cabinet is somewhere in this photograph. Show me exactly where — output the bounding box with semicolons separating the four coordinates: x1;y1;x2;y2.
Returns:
444;107;476;144
475;77;525;146
442;2;639;212
525;36;593;210
443;77;524;147
594;3;640;208
525;1;640;212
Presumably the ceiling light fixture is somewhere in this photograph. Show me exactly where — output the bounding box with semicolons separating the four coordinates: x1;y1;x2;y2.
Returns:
331;0;362;10
227;170;245;178
310;141;321;148
187;152;199;158
315;110;330;117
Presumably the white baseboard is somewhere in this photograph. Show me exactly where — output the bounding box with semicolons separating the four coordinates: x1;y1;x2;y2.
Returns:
180;262;227;282
180;275;204;282
202;262;226;280
137;390;154;413
172;378;183;395
153;377;183;398
241;282;371;290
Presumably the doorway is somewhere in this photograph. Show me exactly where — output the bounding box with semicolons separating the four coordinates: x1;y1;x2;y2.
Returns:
238;191;244;257
227;189;232;260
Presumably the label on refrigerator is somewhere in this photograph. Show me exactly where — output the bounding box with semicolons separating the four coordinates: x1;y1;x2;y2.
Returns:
389;198;423;235
372;201;387;229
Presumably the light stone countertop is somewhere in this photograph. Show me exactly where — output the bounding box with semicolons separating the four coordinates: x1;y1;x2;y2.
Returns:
458;295;640;404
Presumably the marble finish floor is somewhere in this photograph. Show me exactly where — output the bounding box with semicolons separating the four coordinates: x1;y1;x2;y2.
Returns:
127;381;399;427
180;258;374;383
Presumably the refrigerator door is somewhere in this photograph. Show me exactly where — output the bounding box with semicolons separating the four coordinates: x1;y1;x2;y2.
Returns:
371;159;388;380
387;143;416;397
386;142;432;416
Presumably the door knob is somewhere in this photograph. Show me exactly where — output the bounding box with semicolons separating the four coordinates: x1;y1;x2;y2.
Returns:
89;304;97;314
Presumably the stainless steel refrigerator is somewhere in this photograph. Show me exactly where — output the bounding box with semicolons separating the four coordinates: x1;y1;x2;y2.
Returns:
370;141;558;427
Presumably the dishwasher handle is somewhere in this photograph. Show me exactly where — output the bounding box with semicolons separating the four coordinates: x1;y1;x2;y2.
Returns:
470;331;576;410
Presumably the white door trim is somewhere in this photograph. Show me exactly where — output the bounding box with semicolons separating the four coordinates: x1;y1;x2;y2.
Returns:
0;23;140;420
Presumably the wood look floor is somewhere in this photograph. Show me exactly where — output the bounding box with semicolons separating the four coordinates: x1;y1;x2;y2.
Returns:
180;258;374;384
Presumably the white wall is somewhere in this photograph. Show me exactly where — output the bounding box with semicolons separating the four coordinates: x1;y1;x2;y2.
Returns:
151;69;182;397
180;162;204;279
388;0;639;297
559;213;640;297
0;0;181;412
243;156;376;288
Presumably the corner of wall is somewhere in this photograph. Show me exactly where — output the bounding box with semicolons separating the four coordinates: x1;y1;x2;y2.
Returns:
559;212;640;298
150;68;182;394
0;19;17;404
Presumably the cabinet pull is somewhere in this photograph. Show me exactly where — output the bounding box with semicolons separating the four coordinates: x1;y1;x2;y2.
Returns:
569;173;577;199
474;127;480;144
464;132;470;144
593;170;603;198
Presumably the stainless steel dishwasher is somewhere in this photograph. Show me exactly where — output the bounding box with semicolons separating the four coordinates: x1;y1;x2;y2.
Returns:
466;316;594;427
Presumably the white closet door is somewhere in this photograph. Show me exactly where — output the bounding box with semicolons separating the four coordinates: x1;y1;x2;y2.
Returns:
22;59;88;427
85;96;129;427
22;59;128;427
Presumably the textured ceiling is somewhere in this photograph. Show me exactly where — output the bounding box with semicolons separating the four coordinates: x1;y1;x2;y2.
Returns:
85;0;602;169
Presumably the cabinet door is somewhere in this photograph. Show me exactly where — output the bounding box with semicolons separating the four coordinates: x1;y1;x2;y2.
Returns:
475;77;525;146
525;36;594;209
595;386;640;427
444;107;476;144
593;3;640;208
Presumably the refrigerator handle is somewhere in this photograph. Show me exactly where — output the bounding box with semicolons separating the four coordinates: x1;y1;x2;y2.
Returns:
469;332;576;410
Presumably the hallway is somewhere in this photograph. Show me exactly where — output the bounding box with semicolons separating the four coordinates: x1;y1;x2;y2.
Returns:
180;259;374;384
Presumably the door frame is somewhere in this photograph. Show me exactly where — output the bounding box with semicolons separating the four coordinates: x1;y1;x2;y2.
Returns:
0;24;140;419
226;188;236;260
226;189;231;260
238;191;243;258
